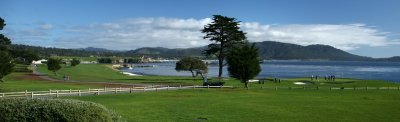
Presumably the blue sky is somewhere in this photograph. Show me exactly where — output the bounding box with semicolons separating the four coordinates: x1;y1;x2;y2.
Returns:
1;0;399;58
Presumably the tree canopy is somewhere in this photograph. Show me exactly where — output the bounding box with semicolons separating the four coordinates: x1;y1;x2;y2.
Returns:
47;58;62;75
0;52;14;82
175;57;208;80
0;17;14;81
71;58;81;67
226;43;261;88
201;15;246;78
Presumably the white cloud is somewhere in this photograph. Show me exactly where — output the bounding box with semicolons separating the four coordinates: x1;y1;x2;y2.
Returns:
5;17;399;51
243;23;392;50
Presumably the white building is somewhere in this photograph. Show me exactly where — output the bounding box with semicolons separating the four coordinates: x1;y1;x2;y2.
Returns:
32;59;47;64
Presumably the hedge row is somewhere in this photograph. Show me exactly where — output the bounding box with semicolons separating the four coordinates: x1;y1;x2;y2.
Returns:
0;98;119;122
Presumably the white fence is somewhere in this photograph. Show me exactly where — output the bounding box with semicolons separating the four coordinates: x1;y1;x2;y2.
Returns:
0;85;234;98
1;85;398;98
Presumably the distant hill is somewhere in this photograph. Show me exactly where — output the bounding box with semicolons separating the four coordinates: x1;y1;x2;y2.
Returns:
124;41;373;61
375;56;400;62
77;47;115;52
126;47;204;58
10;44;122;57
10;41;399;61
255;41;372;61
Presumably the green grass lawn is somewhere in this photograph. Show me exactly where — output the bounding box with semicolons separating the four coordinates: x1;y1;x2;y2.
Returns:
70;89;400;122
5;63;400;121
51;56;98;62
37;64;208;85
0;72;102;92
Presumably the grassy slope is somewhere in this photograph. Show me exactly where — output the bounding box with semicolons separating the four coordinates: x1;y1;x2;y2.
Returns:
37;64;205;85
71;89;400;122
0;73;101;92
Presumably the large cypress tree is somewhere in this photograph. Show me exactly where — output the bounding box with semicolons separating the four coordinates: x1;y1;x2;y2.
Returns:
201;15;246;78
226;43;261;88
0;17;14;82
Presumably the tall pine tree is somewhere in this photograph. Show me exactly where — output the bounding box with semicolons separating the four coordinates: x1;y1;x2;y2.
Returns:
201;15;246;78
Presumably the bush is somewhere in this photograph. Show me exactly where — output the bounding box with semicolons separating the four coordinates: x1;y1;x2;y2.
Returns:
203;81;225;86
0;98;119;122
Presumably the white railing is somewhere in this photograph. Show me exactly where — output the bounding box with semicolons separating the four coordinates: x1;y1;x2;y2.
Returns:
0;85;234;98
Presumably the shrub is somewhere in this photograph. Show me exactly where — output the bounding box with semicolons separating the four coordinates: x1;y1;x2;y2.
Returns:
203;81;225;86
0;98;119;122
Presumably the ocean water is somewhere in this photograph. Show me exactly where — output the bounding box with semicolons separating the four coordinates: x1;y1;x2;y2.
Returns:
121;61;400;82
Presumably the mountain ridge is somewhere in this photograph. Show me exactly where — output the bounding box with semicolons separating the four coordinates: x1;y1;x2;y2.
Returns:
10;41;400;62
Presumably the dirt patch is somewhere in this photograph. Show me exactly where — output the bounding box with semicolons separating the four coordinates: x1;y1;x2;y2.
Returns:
15;73;44;81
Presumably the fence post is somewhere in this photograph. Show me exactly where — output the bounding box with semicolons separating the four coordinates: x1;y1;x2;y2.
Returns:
78;90;81;96
179;84;182;89
49;89;52;96
156;87;158;92
120;87;122;92
104;86;107;93
2;93;4;97
56;90;59;98
114;88;117;94
31;92;34;98
69;89;72;95
25;90;28;97
130;87;132;93
208;85;210;89
97;89;100;95
167;86;169;91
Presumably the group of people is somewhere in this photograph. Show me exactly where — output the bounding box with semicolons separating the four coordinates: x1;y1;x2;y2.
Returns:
325;75;336;81
311;75;336;81
63;75;70;81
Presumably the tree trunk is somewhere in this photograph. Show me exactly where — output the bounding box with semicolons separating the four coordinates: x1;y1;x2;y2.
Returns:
190;70;195;81
218;58;223;78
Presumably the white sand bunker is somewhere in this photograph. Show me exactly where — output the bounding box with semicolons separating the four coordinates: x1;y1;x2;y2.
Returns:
293;81;313;85
294;82;306;85
121;72;143;76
